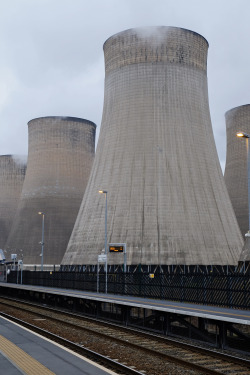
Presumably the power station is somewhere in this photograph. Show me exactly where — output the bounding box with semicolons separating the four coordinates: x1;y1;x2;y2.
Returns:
5;117;96;266
62;27;243;267
0;155;26;249
1;25;250;373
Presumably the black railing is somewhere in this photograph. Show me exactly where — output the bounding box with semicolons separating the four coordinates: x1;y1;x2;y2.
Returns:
6;270;250;309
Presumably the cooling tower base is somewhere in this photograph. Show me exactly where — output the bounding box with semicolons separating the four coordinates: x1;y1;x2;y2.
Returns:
239;232;250;262
60;263;241;274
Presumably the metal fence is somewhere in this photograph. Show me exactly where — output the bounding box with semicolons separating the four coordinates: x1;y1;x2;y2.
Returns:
6;270;250;309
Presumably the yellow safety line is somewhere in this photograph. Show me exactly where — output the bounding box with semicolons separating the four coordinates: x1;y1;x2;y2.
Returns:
1;316;118;375
0;334;55;375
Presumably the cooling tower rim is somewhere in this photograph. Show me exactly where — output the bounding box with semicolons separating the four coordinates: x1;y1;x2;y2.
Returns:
0;155;27;168
0;154;26;159
103;26;209;49
225;104;250;118
28;116;97;128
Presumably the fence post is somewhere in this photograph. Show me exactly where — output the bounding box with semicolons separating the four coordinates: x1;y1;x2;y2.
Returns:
243;274;247;308
227;274;232;308
181;274;184;302
160;273;163;300
203;274;207;305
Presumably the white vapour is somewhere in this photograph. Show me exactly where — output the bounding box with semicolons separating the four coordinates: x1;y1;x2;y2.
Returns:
12;154;27;166
133;26;171;44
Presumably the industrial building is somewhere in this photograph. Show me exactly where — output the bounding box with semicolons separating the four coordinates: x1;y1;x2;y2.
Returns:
62;27;243;267
5;117;96;267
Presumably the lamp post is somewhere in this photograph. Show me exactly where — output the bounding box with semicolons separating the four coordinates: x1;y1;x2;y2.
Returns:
20;250;23;284
38;212;45;271
99;190;108;294
236;132;250;232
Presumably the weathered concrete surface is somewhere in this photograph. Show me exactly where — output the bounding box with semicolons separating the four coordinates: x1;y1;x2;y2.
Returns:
5;117;96;266
239;233;250;262
62;27;243;266
0;155;26;249
224;105;250;262
224;105;250;237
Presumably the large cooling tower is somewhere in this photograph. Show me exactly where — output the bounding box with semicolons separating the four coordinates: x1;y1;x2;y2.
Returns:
5;117;96;266
224;105;250;237
0;155;26;248
62;27;243;266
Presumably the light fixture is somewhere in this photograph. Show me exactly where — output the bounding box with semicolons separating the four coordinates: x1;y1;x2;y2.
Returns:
237;132;250;138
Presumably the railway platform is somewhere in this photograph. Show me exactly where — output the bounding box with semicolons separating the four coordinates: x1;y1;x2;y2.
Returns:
0;282;250;353
0;315;116;375
1;282;250;324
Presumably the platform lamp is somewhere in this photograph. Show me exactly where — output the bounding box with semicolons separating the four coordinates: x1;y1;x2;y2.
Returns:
98;190;108;294
38;211;45;271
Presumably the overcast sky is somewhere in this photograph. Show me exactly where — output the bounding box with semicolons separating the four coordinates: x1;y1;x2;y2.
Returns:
0;0;249;171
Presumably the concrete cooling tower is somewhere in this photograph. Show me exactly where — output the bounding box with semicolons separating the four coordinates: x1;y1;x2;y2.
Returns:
0;155;26;249
5;117;96;266
224;105;250;237
62;27;243;267
224;105;250;262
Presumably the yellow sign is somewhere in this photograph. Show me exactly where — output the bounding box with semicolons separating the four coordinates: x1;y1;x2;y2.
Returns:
109;245;124;253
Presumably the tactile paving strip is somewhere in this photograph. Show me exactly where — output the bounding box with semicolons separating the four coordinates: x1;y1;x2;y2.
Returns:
0;334;55;375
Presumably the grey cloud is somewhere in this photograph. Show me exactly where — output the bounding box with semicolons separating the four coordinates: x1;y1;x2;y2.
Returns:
0;0;250;172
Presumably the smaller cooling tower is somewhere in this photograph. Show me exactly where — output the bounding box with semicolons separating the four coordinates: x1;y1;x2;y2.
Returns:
0;155;26;248
5;117;96;266
224;105;250;237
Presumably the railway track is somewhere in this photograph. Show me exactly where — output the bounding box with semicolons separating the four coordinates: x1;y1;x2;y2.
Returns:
0;311;143;375
0;297;250;375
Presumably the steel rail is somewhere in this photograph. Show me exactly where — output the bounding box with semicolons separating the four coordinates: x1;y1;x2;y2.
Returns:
0;312;143;375
1;299;249;374
0;296;249;368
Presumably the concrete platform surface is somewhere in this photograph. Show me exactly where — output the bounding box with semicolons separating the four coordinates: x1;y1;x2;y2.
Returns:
1;282;250;325
0;316;116;375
